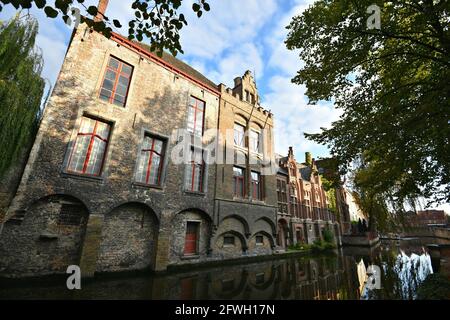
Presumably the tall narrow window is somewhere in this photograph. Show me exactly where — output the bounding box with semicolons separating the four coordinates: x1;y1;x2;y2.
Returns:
184;221;200;255
185;147;204;192
289;185;299;217
277;178;288;213
251;171;262;200
67;116;110;176
99;56;133;107
233;167;245;198
249;130;260;153
234;123;245;147
187;96;205;136
135;135;165;186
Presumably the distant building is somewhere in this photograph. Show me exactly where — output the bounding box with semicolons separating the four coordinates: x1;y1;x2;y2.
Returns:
406;210;448;227
276;148;340;248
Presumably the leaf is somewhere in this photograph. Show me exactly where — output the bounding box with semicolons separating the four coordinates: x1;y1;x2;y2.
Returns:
197;10;202;18
86;5;98;16
44;6;58;18
203;3;210;11
35;0;46;9
192;3;200;12
113;20;122;28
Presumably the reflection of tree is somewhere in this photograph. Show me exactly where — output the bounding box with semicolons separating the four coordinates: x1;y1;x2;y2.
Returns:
362;250;433;300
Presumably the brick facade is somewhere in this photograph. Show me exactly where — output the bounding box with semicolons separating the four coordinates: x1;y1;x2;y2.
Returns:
0;20;340;278
276;148;341;248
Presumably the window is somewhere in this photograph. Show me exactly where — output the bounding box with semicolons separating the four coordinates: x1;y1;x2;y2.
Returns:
256;235;264;245
234;123;245;147
255;273;265;284
289;185;299;218
251;171;262;200
233;167;245;198
135;135;165;186
277;178;288;213
245;90;250;102
250;93;255;104
99;56;133;107
187;96;205;136
185;147;204;192
223;235;235;246
184;221;200;255
57;203;84;226
249;130;260;153
67;116;110;176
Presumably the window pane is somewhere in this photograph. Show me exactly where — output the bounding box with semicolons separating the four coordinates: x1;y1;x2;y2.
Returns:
68;135;90;173
108;57;119;70
187;106;195;133
234;123;245;147
99;89;112;101
195;109;204;135
105;69;116;81
135;150;150;183
148;154;161;185
154;139;163;154
115;83;128;96
121;64;132;75
118;75;129;86
85;137;106;175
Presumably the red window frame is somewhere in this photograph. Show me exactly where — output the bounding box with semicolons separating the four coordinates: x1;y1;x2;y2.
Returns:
251;171;262;200
67;117;110;177
99;56;133;107
233;166;245;198
137;135;165;186
186;147;204;193
187;96;205;136
184;221;200;255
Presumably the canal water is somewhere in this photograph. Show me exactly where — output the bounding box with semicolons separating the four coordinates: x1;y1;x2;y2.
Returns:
0;240;443;300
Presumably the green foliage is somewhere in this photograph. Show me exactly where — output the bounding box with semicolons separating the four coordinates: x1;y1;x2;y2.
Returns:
0;0;211;57
287;243;312;251
320;175;337;214
417;273;450;300
286;1;450;209
311;239;336;253
322;228;334;243
0;14;45;177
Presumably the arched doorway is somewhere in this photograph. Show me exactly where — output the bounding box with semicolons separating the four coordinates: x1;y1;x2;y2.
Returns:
277;219;289;249
97;202;159;272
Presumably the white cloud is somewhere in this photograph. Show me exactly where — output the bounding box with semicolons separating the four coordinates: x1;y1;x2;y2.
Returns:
263;76;342;160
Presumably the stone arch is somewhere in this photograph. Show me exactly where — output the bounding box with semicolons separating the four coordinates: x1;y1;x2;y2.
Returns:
211;269;249;299
97;202;159;273
220;214;251;237
255;216;277;236
170;208;213;261
234;113;248;126
0;194;89;276
252;230;276;248
248;264;276;291
277;218;289;249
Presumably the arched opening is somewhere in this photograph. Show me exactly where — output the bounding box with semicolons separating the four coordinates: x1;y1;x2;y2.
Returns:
277;219;289;249
97;202;159;272
170;208;212;262
0;194;89;276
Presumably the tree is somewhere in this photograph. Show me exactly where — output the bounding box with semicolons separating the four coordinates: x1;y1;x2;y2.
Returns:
0;0;210;56
286;1;450;210
0;14;45;178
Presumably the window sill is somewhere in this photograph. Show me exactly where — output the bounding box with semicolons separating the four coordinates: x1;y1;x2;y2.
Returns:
223;244;235;248
61;171;104;183
181;254;200;260
132;182;163;190
184;190;206;197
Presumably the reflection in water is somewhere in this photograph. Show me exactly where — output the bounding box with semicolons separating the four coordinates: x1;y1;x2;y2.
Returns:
0;242;440;300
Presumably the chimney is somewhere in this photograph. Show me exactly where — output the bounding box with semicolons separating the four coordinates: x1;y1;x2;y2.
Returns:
305;152;312;165
288;146;294;158
94;0;109;22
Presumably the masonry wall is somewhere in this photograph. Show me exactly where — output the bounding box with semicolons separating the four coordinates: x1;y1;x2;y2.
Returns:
0;23;219;278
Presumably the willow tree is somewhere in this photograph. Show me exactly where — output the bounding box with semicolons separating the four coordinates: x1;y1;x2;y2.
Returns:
0;14;45;177
286;1;450;214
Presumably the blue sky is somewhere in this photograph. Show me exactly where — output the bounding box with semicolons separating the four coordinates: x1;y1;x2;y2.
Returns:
1;1;448;213
1;0;341;162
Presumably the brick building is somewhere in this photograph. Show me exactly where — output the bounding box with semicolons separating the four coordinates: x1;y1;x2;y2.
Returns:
276;148;340;248
0;1;340;278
